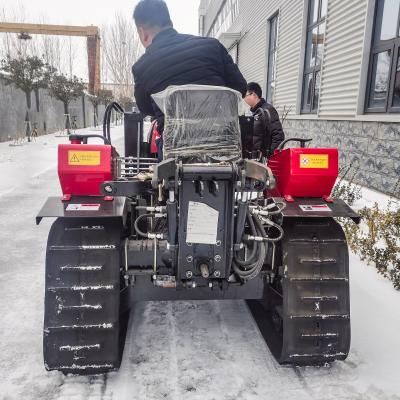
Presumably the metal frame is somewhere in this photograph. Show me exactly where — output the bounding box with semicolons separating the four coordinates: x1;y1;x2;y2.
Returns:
301;0;327;114
365;0;400;113
266;12;280;104
0;22;101;94
126;275;265;303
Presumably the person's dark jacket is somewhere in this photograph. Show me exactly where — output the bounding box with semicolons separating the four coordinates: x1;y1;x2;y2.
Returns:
132;28;247;125
250;98;285;157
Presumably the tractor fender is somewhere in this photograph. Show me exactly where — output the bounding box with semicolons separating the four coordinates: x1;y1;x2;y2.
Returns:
36;196;128;225
276;197;360;224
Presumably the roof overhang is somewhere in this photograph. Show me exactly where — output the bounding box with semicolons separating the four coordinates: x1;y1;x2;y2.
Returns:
219;32;242;50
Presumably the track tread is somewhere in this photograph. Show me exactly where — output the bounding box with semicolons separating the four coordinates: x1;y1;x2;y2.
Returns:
280;218;351;365
248;217;351;366
43;217;124;375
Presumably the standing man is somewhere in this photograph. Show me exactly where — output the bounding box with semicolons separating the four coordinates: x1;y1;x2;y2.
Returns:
244;82;285;159
132;0;247;129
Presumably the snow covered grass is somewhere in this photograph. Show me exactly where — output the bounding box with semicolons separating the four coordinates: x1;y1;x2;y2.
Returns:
0;127;399;399
333;171;399;289
353;184;399;212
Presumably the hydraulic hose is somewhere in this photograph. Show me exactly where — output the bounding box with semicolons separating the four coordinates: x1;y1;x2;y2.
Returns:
103;102;125;144
134;213;166;240
234;211;259;266
246;217;284;243
134;213;152;238
232;213;268;281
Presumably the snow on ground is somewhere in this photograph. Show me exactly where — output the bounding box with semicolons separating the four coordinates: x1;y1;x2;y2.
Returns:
0;126;126;198
352;185;399;212
0;126;399;400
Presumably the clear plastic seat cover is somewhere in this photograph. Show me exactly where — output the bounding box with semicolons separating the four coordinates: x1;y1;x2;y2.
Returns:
152;85;242;160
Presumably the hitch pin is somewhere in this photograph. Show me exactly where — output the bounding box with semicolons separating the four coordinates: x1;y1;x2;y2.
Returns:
158;183;163;202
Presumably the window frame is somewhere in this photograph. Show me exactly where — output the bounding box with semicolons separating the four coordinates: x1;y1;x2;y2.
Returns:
301;0;327;114
365;0;400;113
388;42;400;112
266;12;279;104
207;0;240;38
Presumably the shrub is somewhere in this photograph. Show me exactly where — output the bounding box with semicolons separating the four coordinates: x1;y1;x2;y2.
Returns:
334;167;400;290
332;163;362;206
343;204;400;290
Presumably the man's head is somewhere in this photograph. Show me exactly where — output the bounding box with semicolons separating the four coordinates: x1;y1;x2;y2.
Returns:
244;82;263;108
133;0;173;48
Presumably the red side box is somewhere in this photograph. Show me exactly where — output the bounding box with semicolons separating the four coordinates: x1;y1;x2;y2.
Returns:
58;144;113;196
267;148;339;198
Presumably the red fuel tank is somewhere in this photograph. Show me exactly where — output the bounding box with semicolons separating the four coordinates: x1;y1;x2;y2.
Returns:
267;148;339;198
58;144;114;196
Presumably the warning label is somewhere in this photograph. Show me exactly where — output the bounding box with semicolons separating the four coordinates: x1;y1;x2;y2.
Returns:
68;151;101;166
66;204;101;211
300;154;329;169
299;204;332;212
186;202;219;245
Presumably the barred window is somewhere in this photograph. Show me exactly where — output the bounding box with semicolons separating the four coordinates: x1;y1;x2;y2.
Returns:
266;13;279;104
301;0;327;113
366;0;400;113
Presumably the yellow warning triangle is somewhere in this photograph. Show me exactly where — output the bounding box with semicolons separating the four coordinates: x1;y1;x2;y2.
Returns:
70;153;80;163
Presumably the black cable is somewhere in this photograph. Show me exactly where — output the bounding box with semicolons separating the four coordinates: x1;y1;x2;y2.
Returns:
85;134;111;145
103;103;112;141
103;102;125;144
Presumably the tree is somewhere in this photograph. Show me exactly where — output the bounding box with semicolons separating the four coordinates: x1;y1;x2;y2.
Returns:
102;13;143;99
0;55;54;108
88;88;114;125
117;95;134;111
89;88;114;107
48;73;85;114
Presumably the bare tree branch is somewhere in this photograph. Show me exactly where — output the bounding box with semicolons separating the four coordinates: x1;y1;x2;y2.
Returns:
102;13;143;99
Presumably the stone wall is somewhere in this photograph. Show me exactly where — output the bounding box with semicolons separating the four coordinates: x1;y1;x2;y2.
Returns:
0;78;106;142
284;119;400;198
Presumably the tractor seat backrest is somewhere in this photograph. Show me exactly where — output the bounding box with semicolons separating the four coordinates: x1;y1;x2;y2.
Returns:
152;85;242;160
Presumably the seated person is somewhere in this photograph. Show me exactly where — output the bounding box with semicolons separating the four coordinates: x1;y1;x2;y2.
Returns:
132;0;247;158
244;82;285;159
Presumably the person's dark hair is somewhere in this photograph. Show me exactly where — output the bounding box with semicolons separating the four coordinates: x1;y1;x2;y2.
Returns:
133;0;173;29
247;82;262;99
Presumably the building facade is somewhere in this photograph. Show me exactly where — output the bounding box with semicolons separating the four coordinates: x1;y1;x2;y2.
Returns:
199;0;400;196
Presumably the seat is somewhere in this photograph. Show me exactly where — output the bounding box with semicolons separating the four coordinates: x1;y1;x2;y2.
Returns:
152;85;242;160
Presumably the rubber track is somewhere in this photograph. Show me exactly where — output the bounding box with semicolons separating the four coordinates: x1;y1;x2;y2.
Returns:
43;217;124;375
248;217;351;366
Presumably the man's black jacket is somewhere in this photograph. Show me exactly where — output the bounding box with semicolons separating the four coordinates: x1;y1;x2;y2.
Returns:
132;28;247;121
249;98;285;157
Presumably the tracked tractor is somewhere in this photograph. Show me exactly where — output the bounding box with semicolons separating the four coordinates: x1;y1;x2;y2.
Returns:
37;85;360;375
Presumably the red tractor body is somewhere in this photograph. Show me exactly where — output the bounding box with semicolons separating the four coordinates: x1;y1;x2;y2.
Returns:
58;143;114;197
267;148;339;199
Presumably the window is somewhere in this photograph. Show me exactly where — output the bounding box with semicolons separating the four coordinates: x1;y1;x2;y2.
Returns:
301;0;327;113
366;0;400;113
266;13;279;104
207;0;240;38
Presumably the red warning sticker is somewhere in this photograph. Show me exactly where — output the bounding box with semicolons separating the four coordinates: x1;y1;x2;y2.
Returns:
66;204;101;211
299;205;332;212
